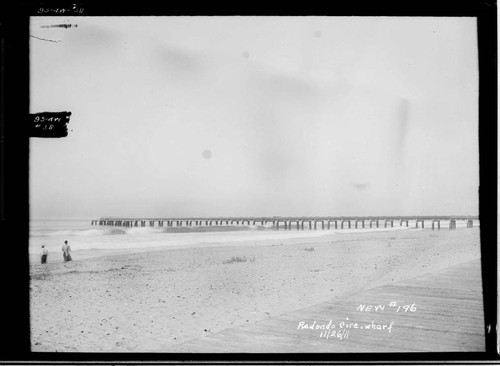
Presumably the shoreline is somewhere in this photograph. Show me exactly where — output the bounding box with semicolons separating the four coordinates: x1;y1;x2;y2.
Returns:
29;225;472;265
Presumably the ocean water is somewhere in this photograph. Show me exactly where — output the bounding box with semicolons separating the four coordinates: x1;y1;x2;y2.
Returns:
29;218;479;264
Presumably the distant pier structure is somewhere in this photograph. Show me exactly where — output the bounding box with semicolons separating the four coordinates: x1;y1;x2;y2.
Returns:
90;216;478;230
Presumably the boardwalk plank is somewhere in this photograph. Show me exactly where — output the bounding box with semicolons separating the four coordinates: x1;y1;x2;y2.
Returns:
166;259;484;353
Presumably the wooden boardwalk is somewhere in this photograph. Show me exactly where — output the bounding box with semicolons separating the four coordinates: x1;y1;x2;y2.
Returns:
168;259;484;353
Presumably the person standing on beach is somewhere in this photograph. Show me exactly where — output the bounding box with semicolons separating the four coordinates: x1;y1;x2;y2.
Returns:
40;245;48;264
62;240;72;262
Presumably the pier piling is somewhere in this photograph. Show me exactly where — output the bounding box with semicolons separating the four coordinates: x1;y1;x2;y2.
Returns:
93;216;478;234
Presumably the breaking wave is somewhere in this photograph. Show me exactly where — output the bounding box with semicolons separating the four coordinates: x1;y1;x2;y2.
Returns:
32;228;127;237
30;224;266;238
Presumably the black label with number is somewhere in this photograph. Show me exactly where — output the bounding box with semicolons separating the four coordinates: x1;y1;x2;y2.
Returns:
29;112;71;138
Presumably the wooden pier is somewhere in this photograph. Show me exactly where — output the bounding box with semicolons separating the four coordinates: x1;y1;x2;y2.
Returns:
165;259;484;353
90;216;478;231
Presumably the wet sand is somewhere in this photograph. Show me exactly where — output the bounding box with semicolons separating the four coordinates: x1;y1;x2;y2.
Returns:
29;227;481;352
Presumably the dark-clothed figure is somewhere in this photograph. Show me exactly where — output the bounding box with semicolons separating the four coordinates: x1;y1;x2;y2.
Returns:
40;245;48;264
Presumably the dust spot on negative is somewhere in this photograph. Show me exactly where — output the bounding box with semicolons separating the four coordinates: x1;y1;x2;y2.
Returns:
242;51;250;59
315;31;322;38
202;150;212;159
351;182;369;190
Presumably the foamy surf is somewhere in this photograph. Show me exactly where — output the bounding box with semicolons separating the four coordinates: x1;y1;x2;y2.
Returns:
29;218;479;264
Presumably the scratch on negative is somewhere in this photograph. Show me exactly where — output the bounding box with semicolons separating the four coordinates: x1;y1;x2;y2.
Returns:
30;35;62;43
40;24;78;29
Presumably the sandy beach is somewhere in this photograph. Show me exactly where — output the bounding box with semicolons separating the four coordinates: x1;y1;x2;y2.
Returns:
29;227;481;352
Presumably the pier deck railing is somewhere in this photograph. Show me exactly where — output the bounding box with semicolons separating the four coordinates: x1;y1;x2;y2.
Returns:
90;216;478;230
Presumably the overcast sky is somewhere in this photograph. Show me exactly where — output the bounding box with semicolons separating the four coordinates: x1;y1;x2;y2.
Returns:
29;16;479;219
